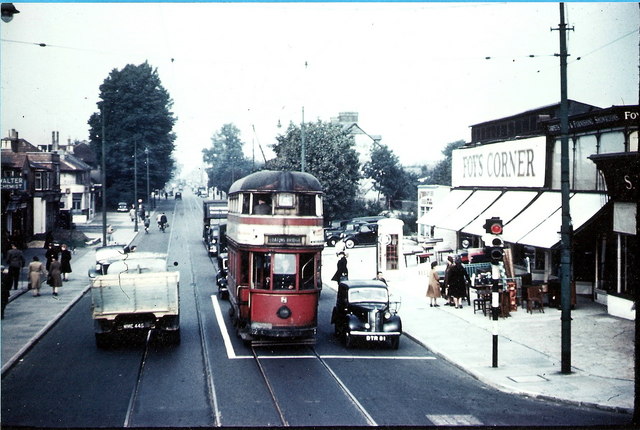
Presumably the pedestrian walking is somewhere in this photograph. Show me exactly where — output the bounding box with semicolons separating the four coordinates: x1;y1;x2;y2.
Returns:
129;205;137;222
375;271;388;286
144;216;150;234
59;244;72;281
1;266;11;319
447;257;471;309
5;243;25;290
443;255;455;306
45;243;59;272
48;256;63;296
427;261;441;307
331;251;349;285
28;256;45;297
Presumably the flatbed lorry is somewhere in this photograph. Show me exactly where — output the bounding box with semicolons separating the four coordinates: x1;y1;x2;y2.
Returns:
90;263;180;348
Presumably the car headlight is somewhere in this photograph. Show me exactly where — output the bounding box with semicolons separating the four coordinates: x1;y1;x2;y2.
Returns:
364;322;371;329
384;312;392;319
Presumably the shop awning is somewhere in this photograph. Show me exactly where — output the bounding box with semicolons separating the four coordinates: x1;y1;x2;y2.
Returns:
514;192;608;249
462;191;540;237
417;189;473;226
437;190;502;232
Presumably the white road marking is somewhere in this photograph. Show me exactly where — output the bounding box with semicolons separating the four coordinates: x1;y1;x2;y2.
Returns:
211;295;236;359
211;295;437;361
426;414;483;426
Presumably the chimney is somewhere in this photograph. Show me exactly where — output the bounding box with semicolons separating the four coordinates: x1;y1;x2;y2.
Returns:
52;131;60;152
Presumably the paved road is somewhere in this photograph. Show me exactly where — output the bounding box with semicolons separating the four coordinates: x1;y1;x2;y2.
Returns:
1;191;633;427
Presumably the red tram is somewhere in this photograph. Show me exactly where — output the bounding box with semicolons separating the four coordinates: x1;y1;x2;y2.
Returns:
225;170;325;344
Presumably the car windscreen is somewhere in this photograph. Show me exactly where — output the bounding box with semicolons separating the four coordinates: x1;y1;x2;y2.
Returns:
348;287;388;303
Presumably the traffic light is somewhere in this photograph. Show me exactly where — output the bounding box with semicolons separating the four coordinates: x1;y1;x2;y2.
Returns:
483;217;503;235
483;217;504;264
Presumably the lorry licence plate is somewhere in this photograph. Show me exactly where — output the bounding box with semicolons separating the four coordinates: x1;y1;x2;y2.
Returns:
123;323;146;329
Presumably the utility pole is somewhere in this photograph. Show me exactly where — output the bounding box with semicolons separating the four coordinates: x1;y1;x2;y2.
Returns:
553;2;574;374
101;110;107;247
301;106;306;172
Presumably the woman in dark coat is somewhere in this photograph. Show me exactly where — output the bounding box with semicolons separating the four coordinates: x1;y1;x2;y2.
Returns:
331;252;349;285
447;258;471;309
45;244;58;272
48;256;63;296
59;244;72;281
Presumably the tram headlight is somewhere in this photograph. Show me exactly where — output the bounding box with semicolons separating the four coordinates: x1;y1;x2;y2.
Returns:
277;305;292;319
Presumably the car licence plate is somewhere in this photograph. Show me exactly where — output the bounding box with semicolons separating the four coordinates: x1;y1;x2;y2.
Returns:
366;335;386;342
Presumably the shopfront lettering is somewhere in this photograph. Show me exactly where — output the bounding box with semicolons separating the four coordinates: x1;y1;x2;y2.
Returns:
624;175;634;190
462;149;535;179
624;111;638;121
453;136;546;188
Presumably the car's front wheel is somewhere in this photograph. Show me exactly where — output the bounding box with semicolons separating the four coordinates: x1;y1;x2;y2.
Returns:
344;332;354;348
390;336;400;350
344;239;355;249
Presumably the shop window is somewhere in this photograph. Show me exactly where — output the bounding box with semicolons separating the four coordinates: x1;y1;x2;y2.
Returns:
72;193;82;211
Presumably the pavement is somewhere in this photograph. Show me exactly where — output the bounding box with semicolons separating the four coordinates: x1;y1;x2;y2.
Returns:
1;218;635;417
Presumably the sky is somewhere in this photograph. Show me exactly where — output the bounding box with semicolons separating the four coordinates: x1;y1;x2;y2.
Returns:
1;2;638;177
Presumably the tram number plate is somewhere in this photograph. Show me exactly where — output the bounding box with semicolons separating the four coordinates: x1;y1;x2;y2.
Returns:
366;335;386;342
123;323;145;329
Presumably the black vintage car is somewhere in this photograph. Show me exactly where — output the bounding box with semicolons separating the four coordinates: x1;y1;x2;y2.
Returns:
340;222;378;248
331;280;402;349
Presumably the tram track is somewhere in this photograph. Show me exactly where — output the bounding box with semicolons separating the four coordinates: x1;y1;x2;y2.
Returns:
183;196;223;426
249;344;378;427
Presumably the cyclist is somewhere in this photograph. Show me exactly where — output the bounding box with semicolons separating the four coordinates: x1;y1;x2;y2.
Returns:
157;212;168;232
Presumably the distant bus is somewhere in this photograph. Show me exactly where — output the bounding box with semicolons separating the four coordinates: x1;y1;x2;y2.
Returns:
203;199;228;257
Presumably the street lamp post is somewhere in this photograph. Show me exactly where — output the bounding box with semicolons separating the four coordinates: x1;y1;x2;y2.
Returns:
145;148;151;210
134;139;138;232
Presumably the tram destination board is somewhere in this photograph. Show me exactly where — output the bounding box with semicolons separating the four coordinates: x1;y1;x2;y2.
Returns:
266;235;303;245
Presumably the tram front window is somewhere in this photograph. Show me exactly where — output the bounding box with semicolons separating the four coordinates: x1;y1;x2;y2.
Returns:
253;253;271;289
273;253;296;290
299;253;316;290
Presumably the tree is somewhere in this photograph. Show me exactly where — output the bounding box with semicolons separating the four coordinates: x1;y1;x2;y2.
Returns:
88;62;176;207
424;140;465;186
266;120;361;221
363;141;416;209
202;124;254;193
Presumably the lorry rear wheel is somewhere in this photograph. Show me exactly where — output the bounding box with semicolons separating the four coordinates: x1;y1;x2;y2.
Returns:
161;329;181;345
95;333;112;349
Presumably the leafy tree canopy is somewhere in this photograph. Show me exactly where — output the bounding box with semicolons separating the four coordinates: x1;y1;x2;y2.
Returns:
266;120;361;221
88;62;176;207
363;141;416;208
202;123;254;193
422;140;465;186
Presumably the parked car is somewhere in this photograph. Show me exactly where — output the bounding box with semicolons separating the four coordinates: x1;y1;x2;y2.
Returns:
331;280;402;349
341;222;378;248
324;220;349;247
117;202;128;212
175;192;182;200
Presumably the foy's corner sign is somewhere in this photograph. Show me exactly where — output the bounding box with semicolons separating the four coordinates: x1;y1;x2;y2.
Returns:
451;136;546;188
